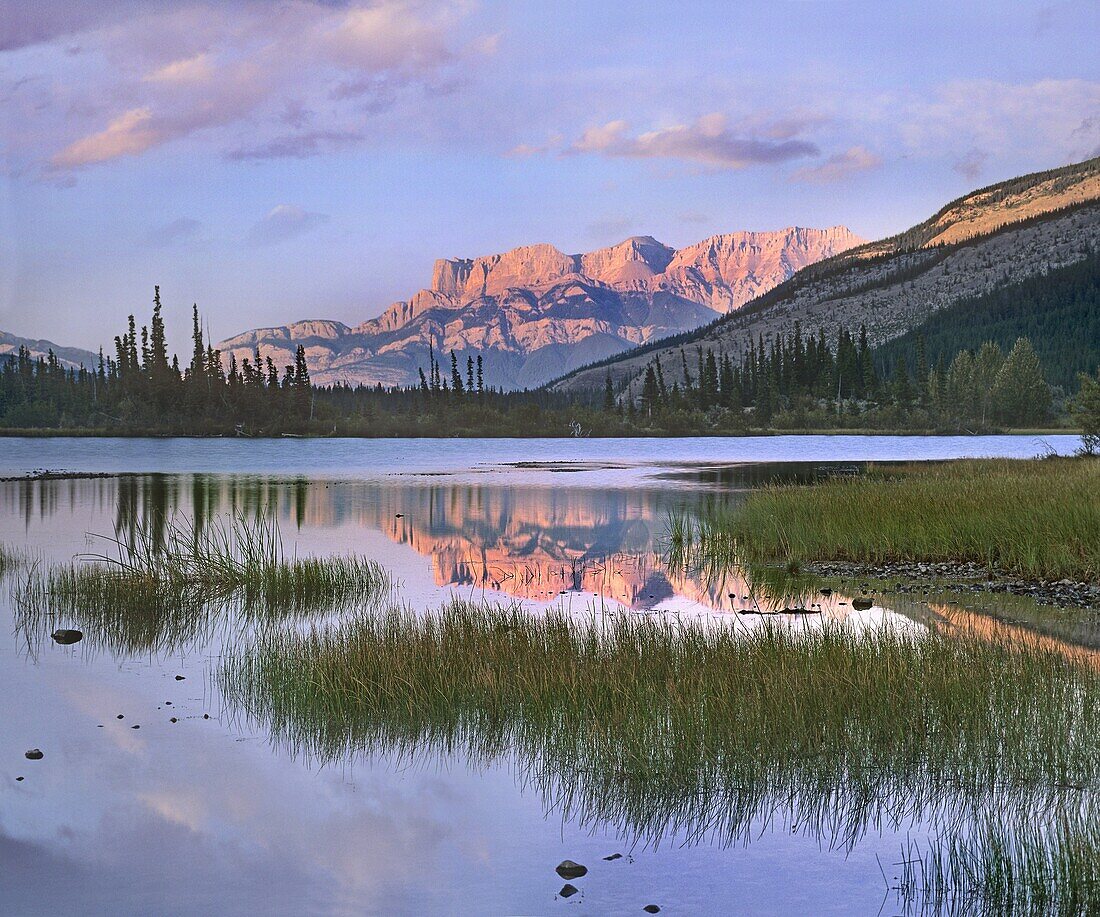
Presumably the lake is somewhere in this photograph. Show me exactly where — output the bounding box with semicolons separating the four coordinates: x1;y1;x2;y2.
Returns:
0;435;1088;915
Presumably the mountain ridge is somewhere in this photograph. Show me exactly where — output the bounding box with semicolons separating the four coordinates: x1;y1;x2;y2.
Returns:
0;331;98;371
217;225;864;389
551;156;1100;394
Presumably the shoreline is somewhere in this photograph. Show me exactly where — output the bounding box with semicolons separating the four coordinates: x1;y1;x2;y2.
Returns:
805;559;1100;610
0;427;1082;440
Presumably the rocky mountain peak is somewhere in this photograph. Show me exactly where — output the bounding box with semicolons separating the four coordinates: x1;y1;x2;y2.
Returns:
218;223;864;390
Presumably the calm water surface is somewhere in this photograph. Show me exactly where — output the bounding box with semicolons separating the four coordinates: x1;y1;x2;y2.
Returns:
0;436;1086;915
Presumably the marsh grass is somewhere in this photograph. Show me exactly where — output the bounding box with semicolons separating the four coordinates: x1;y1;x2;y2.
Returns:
671;458;1100;582
221;602;1100;860
897;816;1100;916
0;542;23;580
14;509;389;653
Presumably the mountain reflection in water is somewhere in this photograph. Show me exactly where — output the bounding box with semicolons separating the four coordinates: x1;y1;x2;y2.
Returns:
4;463;1100;915
1;464;865;614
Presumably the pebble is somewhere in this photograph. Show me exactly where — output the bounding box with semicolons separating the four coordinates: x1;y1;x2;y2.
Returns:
644;907;661;914
559;884;579;899
805;560;1100;610
24;749;43;760
556;860;588;880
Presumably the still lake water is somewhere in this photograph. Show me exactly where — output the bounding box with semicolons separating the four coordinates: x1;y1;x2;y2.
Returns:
0;435;1085;916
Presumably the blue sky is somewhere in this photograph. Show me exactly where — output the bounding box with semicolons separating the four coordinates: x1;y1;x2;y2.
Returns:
1;0;1098;351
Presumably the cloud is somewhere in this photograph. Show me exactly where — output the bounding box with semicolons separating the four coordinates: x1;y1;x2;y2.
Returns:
0;1;142;51
791;146;882;184
506;143;546;158
51;108;161;168
899;79;1100;164
585;216;637;240
144;217;202;247
952;148;989;181
505;132;564;158
321;3;456;73
9;1;490;176
247;205;329;246
569;113;818;169
145;53;215;85
227;130;363;161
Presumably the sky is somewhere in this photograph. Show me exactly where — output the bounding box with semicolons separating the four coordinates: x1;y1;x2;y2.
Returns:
1;0;1098;352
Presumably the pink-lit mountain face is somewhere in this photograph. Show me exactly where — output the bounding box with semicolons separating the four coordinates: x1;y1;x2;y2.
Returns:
218;226;863;389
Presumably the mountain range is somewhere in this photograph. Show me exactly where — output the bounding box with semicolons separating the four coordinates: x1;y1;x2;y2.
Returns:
6;156;1098;395
0;330;97;370
216;226;863;389
554;156;1100;393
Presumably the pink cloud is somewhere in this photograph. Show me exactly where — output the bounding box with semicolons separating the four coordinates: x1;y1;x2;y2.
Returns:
13;1;491;175
569;113;818;169
51;108;161;168
791;146;882;184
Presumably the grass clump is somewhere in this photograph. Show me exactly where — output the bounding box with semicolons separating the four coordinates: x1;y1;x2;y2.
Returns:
0;542;24;579
673;457;1100;582
15;509;389;653
221;603;1100;855
899;816;1100;916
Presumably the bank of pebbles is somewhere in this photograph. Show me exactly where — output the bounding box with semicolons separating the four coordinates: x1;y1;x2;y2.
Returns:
804;560;1100;610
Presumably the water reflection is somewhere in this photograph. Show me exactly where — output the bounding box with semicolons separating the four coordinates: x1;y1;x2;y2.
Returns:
0;464;886;615
4;469;1099;914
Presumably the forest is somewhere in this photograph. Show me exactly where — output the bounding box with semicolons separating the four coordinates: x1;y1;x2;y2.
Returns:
0;286;1093;437
874;248;1100;391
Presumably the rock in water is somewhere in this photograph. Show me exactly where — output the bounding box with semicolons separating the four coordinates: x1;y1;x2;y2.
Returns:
51;629;83;645
643;907;661;914
559;884;579;898
603;853;623;861
555;860;588;880
852;597;874;610
24;749;44;760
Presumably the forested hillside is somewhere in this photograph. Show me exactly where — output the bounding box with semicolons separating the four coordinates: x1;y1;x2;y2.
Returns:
554;156;1100;394
874;250;1100;390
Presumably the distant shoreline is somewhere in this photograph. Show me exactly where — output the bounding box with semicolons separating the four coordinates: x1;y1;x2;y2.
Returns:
0;427;1081;440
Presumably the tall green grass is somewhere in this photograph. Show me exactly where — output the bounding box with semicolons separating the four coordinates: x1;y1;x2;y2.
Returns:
672;458;1100;581
15;509;389;653
221;603;1100;867
899;816;1100;916
0;542;22;580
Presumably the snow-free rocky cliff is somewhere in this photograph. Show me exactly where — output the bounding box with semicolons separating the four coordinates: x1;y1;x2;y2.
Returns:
218;226;863;390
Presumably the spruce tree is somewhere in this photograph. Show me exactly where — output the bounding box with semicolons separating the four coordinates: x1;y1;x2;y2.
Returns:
991;337;1050;426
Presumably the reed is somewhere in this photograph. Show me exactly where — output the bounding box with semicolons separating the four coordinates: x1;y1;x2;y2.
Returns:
220;602;1100;865
0;542;23;579
897;815;1100;915
671;458;1100;582
14;510;389;653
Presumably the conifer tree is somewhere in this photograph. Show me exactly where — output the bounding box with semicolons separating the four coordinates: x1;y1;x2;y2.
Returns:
992;337;1050;425
450;350;464;394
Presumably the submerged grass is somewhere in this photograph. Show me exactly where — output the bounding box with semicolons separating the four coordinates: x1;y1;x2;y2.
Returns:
221;602;1100;883
672;458;1100;582
15;509;389;653
0;542;23;579
899;816;1100;916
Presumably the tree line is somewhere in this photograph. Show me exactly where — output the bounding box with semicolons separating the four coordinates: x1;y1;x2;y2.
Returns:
0;288;1092;436
620;324;1056;430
